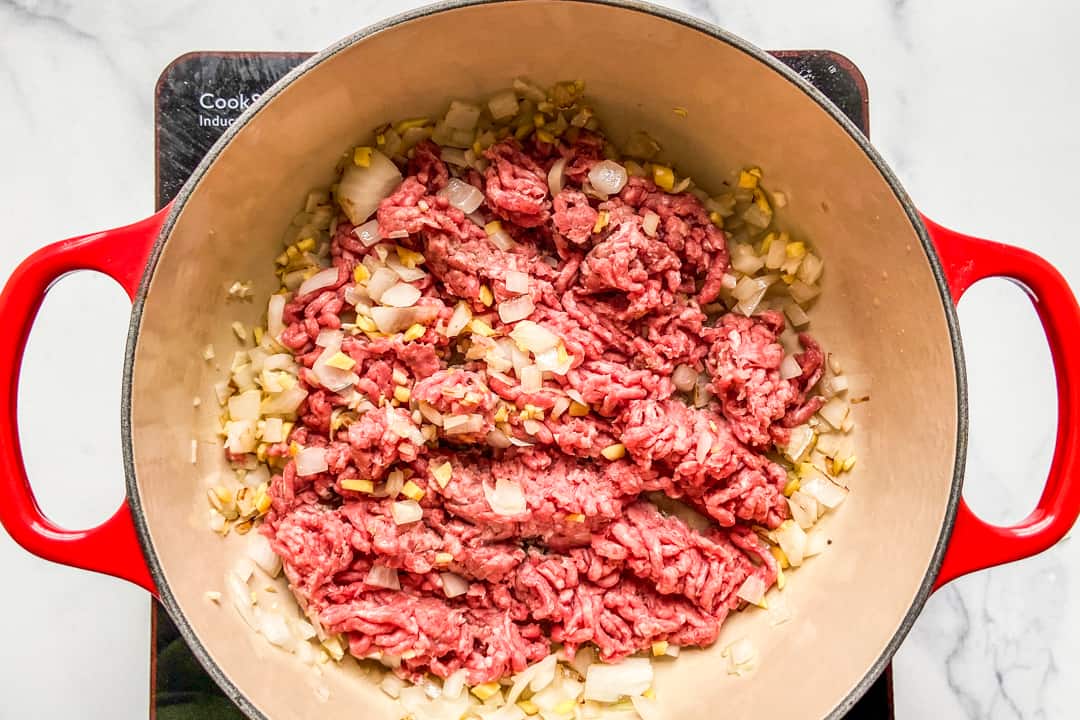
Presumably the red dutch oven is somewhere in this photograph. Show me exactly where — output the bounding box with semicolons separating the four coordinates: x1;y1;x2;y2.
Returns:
1;1;1078;717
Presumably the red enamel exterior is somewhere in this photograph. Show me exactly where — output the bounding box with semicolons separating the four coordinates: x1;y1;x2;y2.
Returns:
0;207;1075;600
0;207;169;595
924;215;1080;590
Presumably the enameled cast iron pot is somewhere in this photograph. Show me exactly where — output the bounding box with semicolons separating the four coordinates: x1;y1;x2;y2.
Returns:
2;1;1079;718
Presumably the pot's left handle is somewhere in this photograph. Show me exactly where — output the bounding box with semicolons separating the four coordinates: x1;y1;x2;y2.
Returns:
0;207;172;595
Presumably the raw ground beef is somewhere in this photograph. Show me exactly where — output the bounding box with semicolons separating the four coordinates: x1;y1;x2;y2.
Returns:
261;132;824;685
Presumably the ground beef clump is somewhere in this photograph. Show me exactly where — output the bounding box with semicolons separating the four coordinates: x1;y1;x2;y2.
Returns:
260;128;824;685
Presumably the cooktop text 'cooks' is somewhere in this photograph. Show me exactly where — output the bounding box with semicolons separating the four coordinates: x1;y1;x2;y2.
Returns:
197;91;261;127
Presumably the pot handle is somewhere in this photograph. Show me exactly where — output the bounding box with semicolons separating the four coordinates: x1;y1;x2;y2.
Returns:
0;208;171;594
923;215;1080;589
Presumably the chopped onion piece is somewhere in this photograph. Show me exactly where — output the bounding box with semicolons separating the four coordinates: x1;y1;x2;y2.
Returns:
583;658;653;702
441;572;469;598
724;638;757;675
442;669;468;700
519;364;542;392
509;320;560;354
261;385;307;415
736;574;767;606
247;532;281;577
337;150;402;225
443;413;485;436
780;355;802;380
672;364;697;392
775;520;807;567
381;675;405;699
488;227;515;251
783;301;810;329
445;302;472;338
730;243;764;274
789;279;821;305
366;267;399;302
386;254;427;282
547;157;566;196
228;389;261;421
392;500;423;525
498;296;535;323
258;609;295;650
371;306;426;334
366;564;400;590
444;100;481;130
805;529;830;557
353;219;381;247
801;475;849;509
486;428;512;448
798;252;824;285
315;329;344;348
787;491;819;529
380;282;422;308
484;477;526;516
297;267;338;298
313;343;357;392
267;294;286;340
505;270;530;295
818;397;850;429
488;89;520;120
642;211;660;237
765;237;787;269
438;178;484;214
507;654;557;705
732;274;775;301
631;695;662;720
295;447;328;477
588;160;628;195
224;420;256;453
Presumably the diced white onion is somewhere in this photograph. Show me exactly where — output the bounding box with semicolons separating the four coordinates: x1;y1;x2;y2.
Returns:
583;658;653;702
353;219;381;247
736;574;767;606
798;253;824;285
438;178;484;214
442;669;469;700
505;270;530;295
228;389;261;421
488;227;515;251
486;428;512;448
444;100;481;130
381;675;405;699
519;364;542;393
800;476;849;509
818;397;850;429
780;355;802;380
765;238;787;270
297;267;337;298
337;150;402;225
724;638;757;675
267;294;286;340
315;329;343;348
261;385;308;415
783;301;810;329
789;279;821;305
805;529;830;557
787;491;819;529
672;364;697;392
385;253;427;282
247;532;281;578
295;446;328;477
488;89;520;120
392;500;423;525
588;160;628;196
507;654;557;705
371;306;430;334
631;695;662;720
224;420;257;453
498;296;535;323
380;282;422;308
730;244;765;275
443;413;485;436
258;609;295;650
313;343;358;392
775;520;807;567
227;570;257;630
509;320;560;354
547;157;567;197
483;477;526;516
440;572;469;598
366;564;400;590
418;400;444;426
366;267;400;302
642;211;660;237
446;302;472;338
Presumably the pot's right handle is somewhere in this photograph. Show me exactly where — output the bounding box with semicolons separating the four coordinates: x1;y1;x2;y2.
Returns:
0;209;171;594
923;215;1080;590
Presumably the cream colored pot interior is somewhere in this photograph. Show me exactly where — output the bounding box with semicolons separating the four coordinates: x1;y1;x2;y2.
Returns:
129;2;960;718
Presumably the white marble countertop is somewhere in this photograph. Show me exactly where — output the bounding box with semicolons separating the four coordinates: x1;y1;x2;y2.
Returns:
0;0;1076;717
